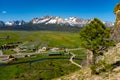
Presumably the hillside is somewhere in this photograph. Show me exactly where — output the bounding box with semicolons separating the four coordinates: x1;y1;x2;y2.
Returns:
53;43;120;80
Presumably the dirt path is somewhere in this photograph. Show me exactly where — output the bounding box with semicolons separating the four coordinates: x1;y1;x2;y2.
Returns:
69;52;82;68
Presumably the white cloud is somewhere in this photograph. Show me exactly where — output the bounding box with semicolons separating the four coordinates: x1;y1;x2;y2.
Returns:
2;11;7;14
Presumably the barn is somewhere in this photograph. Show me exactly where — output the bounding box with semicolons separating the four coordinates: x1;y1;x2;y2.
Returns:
48;51;61;56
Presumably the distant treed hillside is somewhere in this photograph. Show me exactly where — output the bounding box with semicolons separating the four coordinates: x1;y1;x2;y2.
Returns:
0;24;82;32
0;23;112;32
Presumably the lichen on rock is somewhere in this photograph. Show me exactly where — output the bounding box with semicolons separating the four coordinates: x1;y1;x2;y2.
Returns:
111;3;120;43
114;3;120;14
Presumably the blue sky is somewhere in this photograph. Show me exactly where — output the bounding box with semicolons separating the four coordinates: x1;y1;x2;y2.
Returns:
0;0;119;22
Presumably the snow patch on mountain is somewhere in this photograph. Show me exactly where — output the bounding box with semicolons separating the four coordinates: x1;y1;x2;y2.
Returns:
30;16;94;27
5;20;25;26
0;16;114;27
0;21;5;27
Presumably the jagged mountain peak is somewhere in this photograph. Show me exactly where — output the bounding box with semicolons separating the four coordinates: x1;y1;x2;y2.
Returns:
0;15;114;28
30;16;93;27
5;20;25;26
0;21;5;27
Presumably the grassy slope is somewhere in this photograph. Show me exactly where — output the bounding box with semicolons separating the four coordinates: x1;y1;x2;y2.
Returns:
0;31;80;48
0;59;81;80
0;53;85;80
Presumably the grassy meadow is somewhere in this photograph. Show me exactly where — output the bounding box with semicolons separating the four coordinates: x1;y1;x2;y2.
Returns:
0;31;86;80
0;31;80;48
0;59;82;80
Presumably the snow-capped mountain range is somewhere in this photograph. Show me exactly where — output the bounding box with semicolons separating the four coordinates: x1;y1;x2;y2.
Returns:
30;16;93;27
0;16;114;27
5;20;26;26
0;20;26;27
0;21;5;27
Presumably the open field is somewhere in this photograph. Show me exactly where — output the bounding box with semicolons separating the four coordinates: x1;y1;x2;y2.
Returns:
0;31;86;80
0;49;86;80
0;31;80;48
0;59;82;80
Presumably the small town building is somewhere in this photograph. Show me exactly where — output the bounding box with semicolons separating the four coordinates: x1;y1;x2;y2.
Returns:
48;51;61;56
0;50;3;55
8;55;17;61
19;45;35;51
8;58;16;61
50;47;59;51
42;47;47;51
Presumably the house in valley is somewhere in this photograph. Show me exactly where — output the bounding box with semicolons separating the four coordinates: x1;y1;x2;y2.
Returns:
48;51;61;56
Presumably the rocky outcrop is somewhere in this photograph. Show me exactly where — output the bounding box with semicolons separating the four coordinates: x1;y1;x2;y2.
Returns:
111;3;120;43
53;42;120;80
104;43;120;64
53;3;120;79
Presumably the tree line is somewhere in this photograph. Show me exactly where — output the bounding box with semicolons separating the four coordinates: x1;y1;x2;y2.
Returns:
0;23;82;32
